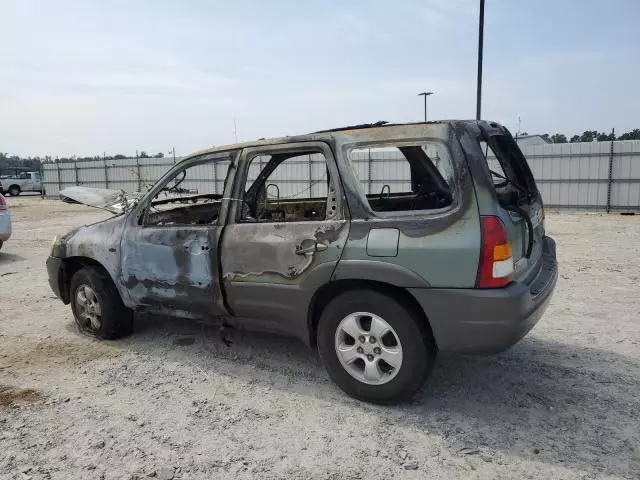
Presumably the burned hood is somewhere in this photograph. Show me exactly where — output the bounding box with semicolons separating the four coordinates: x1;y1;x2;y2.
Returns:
59;186;138;214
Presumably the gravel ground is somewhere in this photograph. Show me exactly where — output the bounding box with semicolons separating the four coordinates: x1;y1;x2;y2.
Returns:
1;197;639;480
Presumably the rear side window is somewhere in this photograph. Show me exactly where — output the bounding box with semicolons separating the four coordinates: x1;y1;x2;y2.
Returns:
347;142;455;212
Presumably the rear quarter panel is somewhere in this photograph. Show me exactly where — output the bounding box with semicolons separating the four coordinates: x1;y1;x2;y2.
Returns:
331;123;481;288
336;195;480;287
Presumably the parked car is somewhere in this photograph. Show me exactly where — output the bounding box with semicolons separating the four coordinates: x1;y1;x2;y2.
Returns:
0;171;43;196
0;194;11;250
46;121;557;404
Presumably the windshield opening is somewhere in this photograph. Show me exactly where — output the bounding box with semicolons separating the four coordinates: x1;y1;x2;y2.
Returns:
143;158;232;226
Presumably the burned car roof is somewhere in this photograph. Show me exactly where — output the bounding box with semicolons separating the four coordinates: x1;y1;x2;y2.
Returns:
186;120;477;163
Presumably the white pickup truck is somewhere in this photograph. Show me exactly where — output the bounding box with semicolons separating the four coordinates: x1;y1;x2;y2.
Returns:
0;172;43;196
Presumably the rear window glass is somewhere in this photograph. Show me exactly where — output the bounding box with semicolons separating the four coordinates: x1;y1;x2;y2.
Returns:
347;142;455;212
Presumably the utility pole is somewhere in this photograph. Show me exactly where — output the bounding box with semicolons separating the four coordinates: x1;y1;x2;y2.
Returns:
476;0;485;121
417;91;433;122
233;118;238;143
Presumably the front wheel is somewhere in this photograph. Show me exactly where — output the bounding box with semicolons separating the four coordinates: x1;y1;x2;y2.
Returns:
8;185;20;197
317;289;436;404
70;267;133;339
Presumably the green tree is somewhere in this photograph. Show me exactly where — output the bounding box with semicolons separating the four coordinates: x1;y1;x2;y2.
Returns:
139;151;150;158
618;129;640;140
579;131;598;142
154;152;164;158
596;132;615;142
570;135;581;143
550;133;568;143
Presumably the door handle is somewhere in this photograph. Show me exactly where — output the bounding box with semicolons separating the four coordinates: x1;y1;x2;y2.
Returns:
315;242;328;252
295;241;328;255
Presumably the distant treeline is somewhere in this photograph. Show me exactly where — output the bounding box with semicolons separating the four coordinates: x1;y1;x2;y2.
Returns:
0;151;165;173
522;129;640;144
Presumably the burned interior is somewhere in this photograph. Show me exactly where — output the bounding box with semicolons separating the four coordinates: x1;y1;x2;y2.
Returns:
140;140;458;227
142;157;231;226
480;132;538;206
348;142;455;213
240;149;337;223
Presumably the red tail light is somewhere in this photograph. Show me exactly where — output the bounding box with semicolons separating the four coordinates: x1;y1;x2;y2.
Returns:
0;194;6;211
476;216;513;288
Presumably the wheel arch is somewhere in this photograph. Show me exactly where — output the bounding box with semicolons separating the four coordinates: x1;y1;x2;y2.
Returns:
307;279;435;350
59;256;117;304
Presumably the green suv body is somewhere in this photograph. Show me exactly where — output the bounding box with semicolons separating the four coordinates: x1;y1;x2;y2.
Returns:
46;120;558;403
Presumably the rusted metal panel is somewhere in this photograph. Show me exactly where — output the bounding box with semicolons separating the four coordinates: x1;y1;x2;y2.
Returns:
222;220;348;283
59;186;137;213
121;226;223;319
58;216;129;300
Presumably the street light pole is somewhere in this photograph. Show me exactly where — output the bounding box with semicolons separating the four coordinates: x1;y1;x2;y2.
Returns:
476;0;485;121
417;91;433;122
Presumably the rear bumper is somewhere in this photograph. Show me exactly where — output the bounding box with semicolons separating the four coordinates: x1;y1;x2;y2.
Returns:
46;256;67;303
410;236;558;354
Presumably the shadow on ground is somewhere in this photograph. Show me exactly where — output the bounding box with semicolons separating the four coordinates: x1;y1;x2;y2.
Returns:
0;252;26;266
112;314;639;477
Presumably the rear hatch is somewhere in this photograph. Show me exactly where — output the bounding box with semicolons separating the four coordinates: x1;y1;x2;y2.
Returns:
479;124;545;284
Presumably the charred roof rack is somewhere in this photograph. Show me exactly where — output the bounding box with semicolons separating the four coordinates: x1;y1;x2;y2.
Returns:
314;121;389;134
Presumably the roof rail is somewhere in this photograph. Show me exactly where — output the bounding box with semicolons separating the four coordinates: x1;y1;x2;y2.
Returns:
313;121;389;134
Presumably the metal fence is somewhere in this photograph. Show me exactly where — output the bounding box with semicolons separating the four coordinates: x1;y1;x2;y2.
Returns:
513;140;640;212
43;139;640;212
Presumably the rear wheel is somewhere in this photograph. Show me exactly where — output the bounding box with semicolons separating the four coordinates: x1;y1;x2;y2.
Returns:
317;289;436;404
8;185;20;197
70;267;133;339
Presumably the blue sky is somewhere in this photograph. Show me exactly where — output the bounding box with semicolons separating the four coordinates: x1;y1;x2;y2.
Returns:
1;0;638;157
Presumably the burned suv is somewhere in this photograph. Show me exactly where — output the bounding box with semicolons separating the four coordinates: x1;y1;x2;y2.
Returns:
47;121;557;404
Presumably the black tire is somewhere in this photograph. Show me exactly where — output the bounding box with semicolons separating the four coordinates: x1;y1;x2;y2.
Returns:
317;289;436;405
70;266;133;339
8;185;20;197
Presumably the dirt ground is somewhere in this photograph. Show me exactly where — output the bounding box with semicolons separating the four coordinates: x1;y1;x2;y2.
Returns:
0;196;638;480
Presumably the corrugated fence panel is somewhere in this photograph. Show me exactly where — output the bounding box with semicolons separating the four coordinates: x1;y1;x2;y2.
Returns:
41;141;640;211
59;166;78;186
517;140;639;210
610;141;640;208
